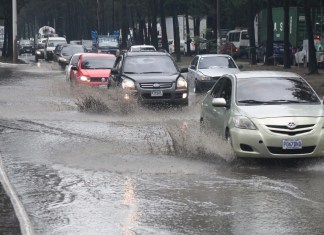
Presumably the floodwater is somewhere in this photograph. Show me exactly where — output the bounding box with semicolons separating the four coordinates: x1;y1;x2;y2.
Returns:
1;56;324;235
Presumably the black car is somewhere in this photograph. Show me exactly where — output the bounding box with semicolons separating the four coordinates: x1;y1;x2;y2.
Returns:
18;39;34;55
54;44;86;68
109;51;189;106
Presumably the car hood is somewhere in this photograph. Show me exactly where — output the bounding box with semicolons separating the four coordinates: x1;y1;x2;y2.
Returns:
200;68;240;77
80;69;111;77
123;73;180;83
237;104;324;119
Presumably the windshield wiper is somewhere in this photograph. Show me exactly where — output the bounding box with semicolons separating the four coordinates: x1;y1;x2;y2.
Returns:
267;99;310;104
124;72;137;74
238;99;268;104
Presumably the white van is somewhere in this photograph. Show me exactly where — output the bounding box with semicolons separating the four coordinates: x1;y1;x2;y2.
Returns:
44;36;67;60
226;29;250;58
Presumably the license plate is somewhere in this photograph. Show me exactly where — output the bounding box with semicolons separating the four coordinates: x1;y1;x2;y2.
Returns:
151;90;163;97
282;139;302;149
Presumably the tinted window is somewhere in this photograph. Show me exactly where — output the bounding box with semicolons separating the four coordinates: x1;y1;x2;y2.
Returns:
98;40;119;48
81;56;115;69
237;77;320;104
123;55;178;74
61;46;85;56
198;56;237;69
48;40;67;47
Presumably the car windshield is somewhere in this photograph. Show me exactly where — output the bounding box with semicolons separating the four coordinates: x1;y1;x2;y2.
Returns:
237;77;320;105
81;56;115;69
98;40;119;48
61;46;85;56
198;56;237;69
123;55;178;74
20;40;31;45
131;47;156;52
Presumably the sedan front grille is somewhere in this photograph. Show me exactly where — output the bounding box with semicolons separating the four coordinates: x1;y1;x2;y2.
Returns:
267;146;315;154
140;82;173;89
90;77;108;82
265;124;315;136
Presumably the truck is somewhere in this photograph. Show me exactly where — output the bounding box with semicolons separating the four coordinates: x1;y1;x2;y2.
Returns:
92;35;120;55
255;7;324;49
157;15;207;53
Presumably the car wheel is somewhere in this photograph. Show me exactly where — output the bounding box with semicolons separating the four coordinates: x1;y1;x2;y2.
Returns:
225;130;237;161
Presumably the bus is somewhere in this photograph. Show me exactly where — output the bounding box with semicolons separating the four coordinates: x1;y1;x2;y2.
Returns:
226;29;250;58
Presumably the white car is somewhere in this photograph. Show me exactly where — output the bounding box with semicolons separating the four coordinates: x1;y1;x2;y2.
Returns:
187;54;241;93
129;45;156;52
44;36;67;61
200;71;324;159
65;53;83;81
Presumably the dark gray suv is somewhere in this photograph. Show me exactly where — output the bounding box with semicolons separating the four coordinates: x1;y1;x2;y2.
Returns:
109;52;189;106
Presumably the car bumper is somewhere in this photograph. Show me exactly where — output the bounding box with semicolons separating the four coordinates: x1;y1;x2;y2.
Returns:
129;88;188;105
230;126;324;158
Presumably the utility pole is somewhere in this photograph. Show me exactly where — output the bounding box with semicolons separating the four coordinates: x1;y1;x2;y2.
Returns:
97;0;100;33
12;0;18;63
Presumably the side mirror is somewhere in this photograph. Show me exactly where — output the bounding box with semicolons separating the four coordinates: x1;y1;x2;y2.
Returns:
71;66;78;71
110;68;119;75
180;67;188;73
212;98;227;107
189;65;195;70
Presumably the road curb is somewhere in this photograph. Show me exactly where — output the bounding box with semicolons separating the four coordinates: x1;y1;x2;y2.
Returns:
0;157;35;235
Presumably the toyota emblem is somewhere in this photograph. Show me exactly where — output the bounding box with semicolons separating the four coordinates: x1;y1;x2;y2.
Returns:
153;83;160;88
287;121;297;129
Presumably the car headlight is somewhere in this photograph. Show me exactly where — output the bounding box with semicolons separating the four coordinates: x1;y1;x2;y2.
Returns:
199;75;211;81
233;116;257;130
80;76;90;82
122;78;135;90
36;51;41;55
176;77;187;89
59;57;67;62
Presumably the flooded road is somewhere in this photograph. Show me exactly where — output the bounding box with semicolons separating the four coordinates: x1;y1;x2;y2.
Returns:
1;56;324;235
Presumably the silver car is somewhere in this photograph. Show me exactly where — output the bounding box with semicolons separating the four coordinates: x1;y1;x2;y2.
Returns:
200;71;324;159
187;54;241;93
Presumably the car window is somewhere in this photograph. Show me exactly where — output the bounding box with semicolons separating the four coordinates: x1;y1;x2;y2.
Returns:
236;77;320;104
123;55;178;74
71;55;81;66
61;46;85;56
219;78;232;104
198;56;237;69
81;56;115;69
210;77;226;98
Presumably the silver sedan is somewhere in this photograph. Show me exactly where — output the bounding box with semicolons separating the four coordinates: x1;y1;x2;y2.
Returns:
200;71;324;159
187;54;241;93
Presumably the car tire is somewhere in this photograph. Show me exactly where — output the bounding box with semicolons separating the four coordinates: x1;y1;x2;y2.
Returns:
225;130;237;161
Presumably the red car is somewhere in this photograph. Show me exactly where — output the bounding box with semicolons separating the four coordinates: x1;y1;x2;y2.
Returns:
219;42;238;58
70;53;116;87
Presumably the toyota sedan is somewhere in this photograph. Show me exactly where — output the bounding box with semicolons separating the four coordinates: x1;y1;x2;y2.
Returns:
200;71;324;159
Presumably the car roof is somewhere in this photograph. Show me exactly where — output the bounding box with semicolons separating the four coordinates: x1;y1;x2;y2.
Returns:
234;71;300;79
124;51;169;57
198;54;234;58
131;45;155;48
81;53;116;58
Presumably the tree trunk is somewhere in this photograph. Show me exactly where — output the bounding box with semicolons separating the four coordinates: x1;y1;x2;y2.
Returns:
159;0;169;52
172;2;180;62
185;9;191;56
120;0;128;50
248;0;257;65
283;0;291;68
150;0;159;49
265;0;274;65
304;0;318;74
